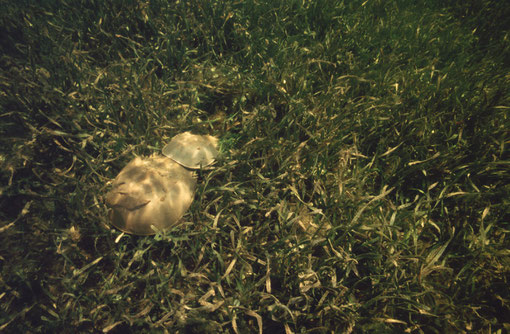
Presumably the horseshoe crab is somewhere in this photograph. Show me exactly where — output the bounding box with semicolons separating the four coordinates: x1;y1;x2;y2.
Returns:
105;132;219;235
162;132;219;169
105;155;197;235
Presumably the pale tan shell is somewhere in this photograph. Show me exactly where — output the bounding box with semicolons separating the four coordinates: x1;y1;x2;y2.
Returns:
105;155;196;235
162;132;219;169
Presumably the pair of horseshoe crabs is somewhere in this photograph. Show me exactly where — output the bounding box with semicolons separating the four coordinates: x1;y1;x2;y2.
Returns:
105;132;219;235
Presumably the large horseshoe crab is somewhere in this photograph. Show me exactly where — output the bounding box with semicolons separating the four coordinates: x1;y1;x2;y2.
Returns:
105;132;219;235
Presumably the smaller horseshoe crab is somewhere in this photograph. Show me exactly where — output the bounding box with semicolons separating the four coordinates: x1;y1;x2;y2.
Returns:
162;132;219;169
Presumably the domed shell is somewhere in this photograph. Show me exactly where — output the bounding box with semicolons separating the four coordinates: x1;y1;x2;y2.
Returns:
162;132;219;169
105;155;196;235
